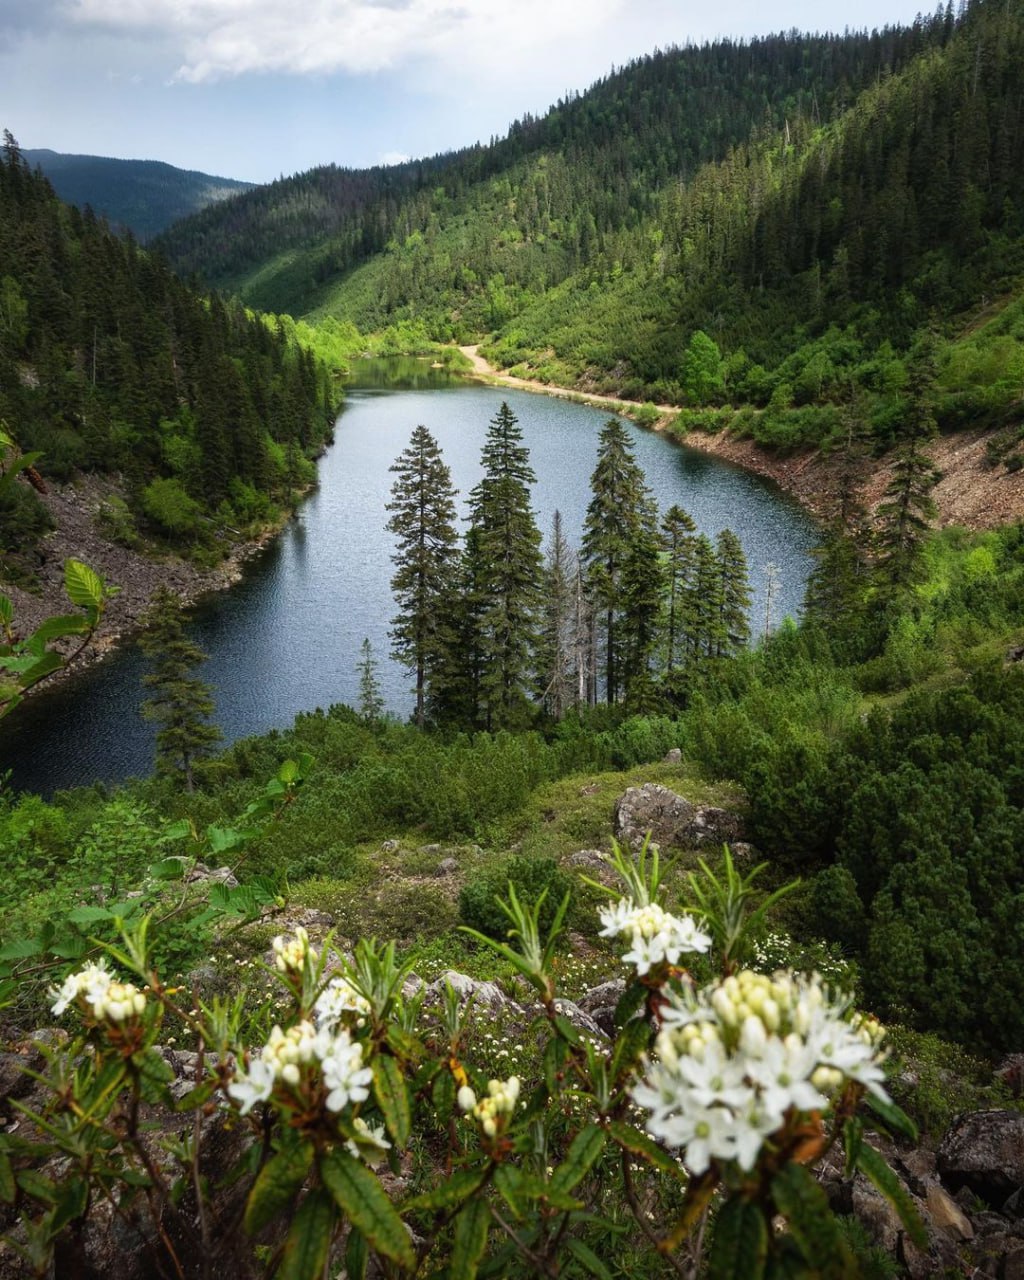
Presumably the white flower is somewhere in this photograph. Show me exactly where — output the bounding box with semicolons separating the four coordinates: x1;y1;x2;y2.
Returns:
229;1058;276;1116
600;898;711;976
272;927;315;974
320;1031;372;1113
346;1117;392;1167
315;975;372;1031
50;961;113;1017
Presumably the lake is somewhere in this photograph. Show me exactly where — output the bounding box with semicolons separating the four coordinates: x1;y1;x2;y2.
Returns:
0;360;818;794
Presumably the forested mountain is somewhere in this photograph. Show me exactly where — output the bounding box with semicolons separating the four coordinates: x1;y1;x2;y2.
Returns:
154;0;1024;475
154;17;954;314
0;134;335;570
23;150;252;242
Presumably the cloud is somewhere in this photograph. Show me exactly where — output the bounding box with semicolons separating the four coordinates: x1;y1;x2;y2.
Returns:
61;0;627;83
379;150;410;165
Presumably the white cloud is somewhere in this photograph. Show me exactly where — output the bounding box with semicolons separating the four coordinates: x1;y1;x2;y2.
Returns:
61;0;628;83
379;149;410;165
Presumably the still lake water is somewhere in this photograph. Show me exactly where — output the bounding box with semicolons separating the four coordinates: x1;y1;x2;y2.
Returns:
0;360;818;794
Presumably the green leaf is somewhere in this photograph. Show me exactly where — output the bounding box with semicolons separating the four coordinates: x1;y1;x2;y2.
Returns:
320;1149;415;1270
0;937;43;961
279;1188;335;1280
148;858;187;881
613;981;648;1027
566;1237;614;1280
553;1014;582;1047
610;1017;652;1083
707;1197;768;1280
31;615;90;644
770;1163;849;1279
607;1121;685;1181
67;905;114;925
549;1124;606;1197
64;560;105;610
373;1054;411;1149
865;1092;919;1142
16;1169;56;1206
51;1177;88;1235
17;651;64;687
450;1197;490;1280
244;1141;314;1236
278;758;299;784
134;1049;176;1104
345;1227;368;1280
843;1116;863;1176
543;1035;569;1095
857;1143;928;1249
0;595;12;628
0;1150;15;1204
404;1168;485;1214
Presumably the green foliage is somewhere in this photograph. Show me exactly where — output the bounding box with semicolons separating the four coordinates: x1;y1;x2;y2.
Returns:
459;854;572;942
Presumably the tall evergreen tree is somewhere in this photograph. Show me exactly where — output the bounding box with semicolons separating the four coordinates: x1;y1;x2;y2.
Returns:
466;402;543;729
619;515;665;709
139;588;221;793
536;510;578;720
581;419;655;704
356;637;384;723
875;335;941;593
386;425;459;729
715;528;752;656
660;504;698;689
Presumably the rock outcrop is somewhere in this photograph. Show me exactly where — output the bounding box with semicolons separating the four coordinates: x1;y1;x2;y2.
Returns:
613;783;743;851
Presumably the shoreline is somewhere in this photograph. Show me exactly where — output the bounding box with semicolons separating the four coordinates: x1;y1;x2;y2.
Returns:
456;345;1024;533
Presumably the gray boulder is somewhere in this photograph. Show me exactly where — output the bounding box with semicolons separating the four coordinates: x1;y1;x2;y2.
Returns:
938;1111;1024;1206
613;783;743;851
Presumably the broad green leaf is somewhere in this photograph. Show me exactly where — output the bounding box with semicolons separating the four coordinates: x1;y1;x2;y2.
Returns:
17;651;64;687
404;1168;485;1213
373;1055;411;1149
278;758;299;784
31;615;90;644
244;1141;314;1235
450;1197;490;1280
707;1197;768;1280
770;1163;849;1279
0;937;43;961
607;1121;685;1180
493;1165;530;1220
320;1149;415;1270
865;1092;919;1142
279;1189;335;1280
566;1237;614;1280
64;560;105;610
67;905;114;926
549;1124;606;1197
148;858;187;881
857;1143;928;1248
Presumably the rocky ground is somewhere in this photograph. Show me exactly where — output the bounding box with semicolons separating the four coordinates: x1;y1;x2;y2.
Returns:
3;474;286;678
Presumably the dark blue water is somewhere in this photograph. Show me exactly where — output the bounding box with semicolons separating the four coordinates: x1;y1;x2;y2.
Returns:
0;361;817;794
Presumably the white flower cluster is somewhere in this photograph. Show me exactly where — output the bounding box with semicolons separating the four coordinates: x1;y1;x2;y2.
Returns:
51;961;147;1025
314;974;372;1031
228;1019;372;1118
457;1075;521;1138
632;969;889;1176
272;926;315;974
598;898;711;976
345;1116;391;1167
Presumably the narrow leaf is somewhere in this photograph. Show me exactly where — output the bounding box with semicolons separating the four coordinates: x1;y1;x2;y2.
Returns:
321;1149;415;1270
607;1121;685;1181
279;1188;335;1280
373;1055;411;1149
549;1124;606;1196
244;1141;314;1235
566;1237;614;1280
450;1197;490;1280
707;1197;768;1280
0;1151;15;1204
865;1092;918;1142
770;1163;849;1279
857;1143;928;1248
404;1168;485;1213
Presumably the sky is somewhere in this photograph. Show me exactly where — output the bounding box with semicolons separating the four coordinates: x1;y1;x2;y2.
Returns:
1;0;936;185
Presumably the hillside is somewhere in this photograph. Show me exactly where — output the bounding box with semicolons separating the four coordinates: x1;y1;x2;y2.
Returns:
23;149;253;242
0;135;336;586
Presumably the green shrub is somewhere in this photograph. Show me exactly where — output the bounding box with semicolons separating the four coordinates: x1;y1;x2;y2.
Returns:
459;854;573;940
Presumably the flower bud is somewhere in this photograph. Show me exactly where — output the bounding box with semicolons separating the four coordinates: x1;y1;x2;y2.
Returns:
457;1085;477;1112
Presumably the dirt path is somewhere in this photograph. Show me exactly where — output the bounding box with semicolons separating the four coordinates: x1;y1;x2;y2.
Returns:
457;346;1024;532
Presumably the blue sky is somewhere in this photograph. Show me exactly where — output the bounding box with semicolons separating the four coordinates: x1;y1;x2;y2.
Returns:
2;0;937;185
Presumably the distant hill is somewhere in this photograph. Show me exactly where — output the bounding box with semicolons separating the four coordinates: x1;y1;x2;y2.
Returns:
23;150;253;241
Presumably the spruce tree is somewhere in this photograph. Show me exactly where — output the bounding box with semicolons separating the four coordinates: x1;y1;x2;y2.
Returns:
660;504;698;689
619;516;665;710
466;402;543;729
581;419;655;704
356;637;384;723
715;528;752;656
536;510;578;720
139;588;221;793
386;425;459;729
